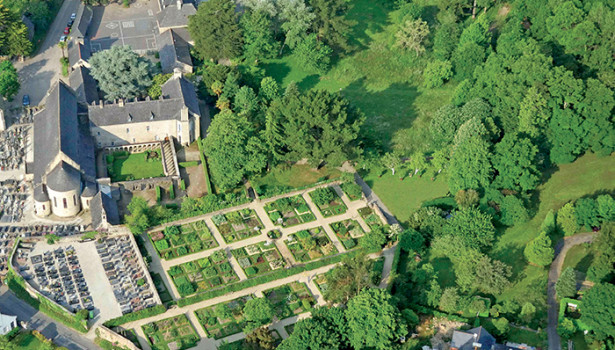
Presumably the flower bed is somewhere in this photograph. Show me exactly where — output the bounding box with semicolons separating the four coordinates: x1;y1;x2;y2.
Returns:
284;227;338;262
264;195;316;227
231;242;286;277
212;209;264;243
168;250;239;296
358;206;384;229
329;219;365;250
340;181;363;201
150;221;218;260
309;187;347;218
141;314;199;350
194;295;254;339
264;282;315;319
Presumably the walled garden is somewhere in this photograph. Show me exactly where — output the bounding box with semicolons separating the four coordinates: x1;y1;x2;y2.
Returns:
150;222;218;260
141;314;199;350
231;242;286;277
194;295;254;339
358;206;385;230
264;195;316;227
212;209;264;243
168;250;239;296
107;150;165;182
329;219;365;250
309;187;348;217
284;227;338;262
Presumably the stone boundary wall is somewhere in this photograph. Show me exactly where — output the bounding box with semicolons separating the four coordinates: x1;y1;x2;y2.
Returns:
119;176;174;192
97;325;140;350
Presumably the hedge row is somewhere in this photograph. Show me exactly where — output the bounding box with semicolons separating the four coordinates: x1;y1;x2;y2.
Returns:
177;252;352;307
103;304;167;327
387;243;403;292
410;304;469;323
256;178;341;200
197;137;213;195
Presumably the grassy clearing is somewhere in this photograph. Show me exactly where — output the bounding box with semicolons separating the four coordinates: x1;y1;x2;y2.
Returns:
12;332;47;350
110;152;165;182
251;163;341;197
506;327;548;348
562;244;594;275
361;171;450;225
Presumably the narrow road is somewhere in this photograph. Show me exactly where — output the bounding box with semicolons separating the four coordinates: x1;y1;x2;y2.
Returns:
0;286;100;350
547;232;597;350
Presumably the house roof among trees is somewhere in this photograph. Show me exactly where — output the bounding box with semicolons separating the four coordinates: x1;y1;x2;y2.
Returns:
451;327;496;350
69;65;98;104
158;1;196;29
158;29;193;73
72;4;93;39
68;39;91;67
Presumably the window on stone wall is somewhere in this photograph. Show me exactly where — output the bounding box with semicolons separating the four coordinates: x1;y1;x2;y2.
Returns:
42;204;45;210
54;197;57;207
73;195;76;206
146;126;150;131
126;128;130;133
63;198;67;209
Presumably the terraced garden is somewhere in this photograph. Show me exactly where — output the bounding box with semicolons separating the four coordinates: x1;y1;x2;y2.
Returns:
231;242;286;277
194;295;254;339
284;227;338;262
212;209;264;243
141;314;199;350
150;221;218;260
264;195;316;227
168;250;239;296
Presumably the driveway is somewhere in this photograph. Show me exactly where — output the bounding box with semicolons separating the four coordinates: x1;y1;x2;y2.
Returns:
12;0;82;110
0;286;99;350
546;232;597;350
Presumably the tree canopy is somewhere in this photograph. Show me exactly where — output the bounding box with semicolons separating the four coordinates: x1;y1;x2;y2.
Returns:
188;0;243;61
89;45;152;100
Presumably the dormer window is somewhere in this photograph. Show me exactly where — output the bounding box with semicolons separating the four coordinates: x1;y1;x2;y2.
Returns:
128;114;132;122
150;112;154;120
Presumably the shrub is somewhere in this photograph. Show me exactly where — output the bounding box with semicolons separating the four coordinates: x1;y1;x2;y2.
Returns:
245;267;257;276
169;184;175;199
301;299;312;310
103;305;166;327
177;282;195;296
311;187;336;206
169;266;183;276
154;239;169;251
176;246;188;256
423;59;453;88
341;182;363;200
156;186;161;203
270;211;282;222
212;214;227;225
180;179;186;191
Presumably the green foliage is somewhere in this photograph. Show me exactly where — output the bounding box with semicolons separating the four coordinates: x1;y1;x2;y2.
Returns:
103;305;166;327
575;197;600;230
0;60;20;100
323;255;372;304
580;283;615;341
398;229;424;253
293;34;332;75
439;287;460;313
395;18;429;56
556;268;577;299
443;208;495;250
0;5;32;58
557;317;577;339
524;231;554;267
492;133;541;192
89;45;152;100
499;195;529;226
241;9;278;62
310;187;336;206
492;317;510;336
558;202;579;236
308;0;352;53
188;0;243;61
278;306;348;350
345;288;407;350
423;59;453;88
243;297;274;326
360;227;387;251
147;73;172;99
125;197;150;235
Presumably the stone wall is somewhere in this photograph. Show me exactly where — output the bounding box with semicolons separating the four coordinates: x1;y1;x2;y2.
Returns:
96;325;140;350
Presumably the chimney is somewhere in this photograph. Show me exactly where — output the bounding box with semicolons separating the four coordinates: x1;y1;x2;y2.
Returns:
99;100;104;109
118;99;125;107
173;67;183;79
177;0;182;9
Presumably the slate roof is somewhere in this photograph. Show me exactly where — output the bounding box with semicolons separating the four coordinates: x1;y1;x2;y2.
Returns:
33;81;81;186
81;181;97;198
90;191;120;229
158;29;193;74
69;65;98;104
46;161;81;193
72;4;93;39
68;39;91;67
451;327;496;350
33;185;49;202
88;75;199;127
158;1;196;29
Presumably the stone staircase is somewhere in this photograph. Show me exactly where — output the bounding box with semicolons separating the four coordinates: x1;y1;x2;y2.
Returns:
160;139;179;177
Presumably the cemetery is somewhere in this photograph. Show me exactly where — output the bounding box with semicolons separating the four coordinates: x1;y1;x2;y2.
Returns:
264;282;315;319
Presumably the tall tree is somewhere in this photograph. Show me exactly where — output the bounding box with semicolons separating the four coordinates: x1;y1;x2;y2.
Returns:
443;208;495;250
556;267;577;298
203;110;266;190
345;288;407;350
308;0;352;53
493;133;541;192
524;231;554;267
0;60;20;100
89;45;151;100
278;0;315;51
188;0;243;61
324;255;372;303
125;197;150;235
448;120;493;192
278;307;349;350
395;19;430;56
558;202;579;236
243;297;274;332
241;9;279;63
518;87;549;138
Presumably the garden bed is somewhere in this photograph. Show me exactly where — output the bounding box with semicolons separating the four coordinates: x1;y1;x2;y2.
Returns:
141;314;199;350
212;209;264;243
264;195;316;227
340;181;363;201
358;206;384;229
150;221;218;260
194;295;254;339
329;219;365;250
264;282;315;319
284;227;338;262
309;187;347;217
168;250;239;296
107;150;165;182
231;242;286;277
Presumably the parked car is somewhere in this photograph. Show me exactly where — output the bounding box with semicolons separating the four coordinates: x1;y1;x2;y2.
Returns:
63;27;70;35
67;19;74;27
22;95;30;107
59;35;67;43
70;13;76;20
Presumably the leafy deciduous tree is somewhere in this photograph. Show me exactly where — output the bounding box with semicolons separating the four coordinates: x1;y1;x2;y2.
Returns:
89;45;152;100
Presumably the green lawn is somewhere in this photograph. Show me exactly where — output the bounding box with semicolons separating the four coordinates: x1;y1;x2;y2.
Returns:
109;151;165;182
12;331;48;349
251;163;342;197
506;327;548;348
562;244;594;275
361;171;450;225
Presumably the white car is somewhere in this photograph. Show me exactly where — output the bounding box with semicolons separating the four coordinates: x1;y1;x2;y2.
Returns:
59;35;67;42
70;13;76;20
